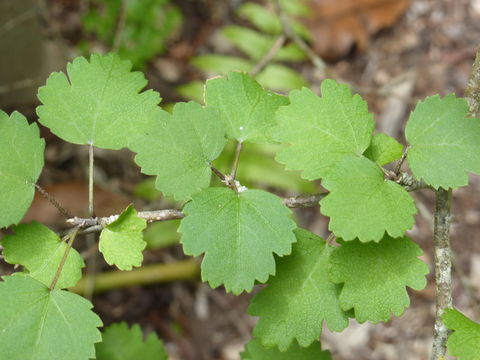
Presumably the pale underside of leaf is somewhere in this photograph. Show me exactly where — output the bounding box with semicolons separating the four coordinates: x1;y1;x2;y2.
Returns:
99;205;147;271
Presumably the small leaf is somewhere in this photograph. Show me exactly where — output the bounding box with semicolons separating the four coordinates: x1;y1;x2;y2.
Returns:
192;54;253;74
2;222;84;289
256;64;308;91
37;53;160;150
0;111;44;228
99;205;147;271
241;339;331;360
130;101;226;201
443;308;480;360
329;235;429;323
364;133;403;166
249;228;348;351
237;3;282;34
179;187;296;294
406;94;480;189
274;79;374;180
0;275;102;360
320;155;416;242
176;81;205;103
96;322;168;360
205;72;289;144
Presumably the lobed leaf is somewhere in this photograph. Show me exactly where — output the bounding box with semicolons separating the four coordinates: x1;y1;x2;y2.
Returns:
99;205;147;271
0;275;102;360
249;228;348;350
273;79;374;180
179;187;296;294
320;155;416;242
2;222;84;289
130;101;226;201
37;53;160;150
96;322;168;360
205;72;289;144
0;111;44;228
328;235;429;323
443;308;480;360
241;339;331;360
406;94;480;189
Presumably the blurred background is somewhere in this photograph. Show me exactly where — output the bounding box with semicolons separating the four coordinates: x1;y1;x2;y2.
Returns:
1;0;480;359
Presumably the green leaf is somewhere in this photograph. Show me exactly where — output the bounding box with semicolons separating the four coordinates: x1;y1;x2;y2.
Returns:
0;111;44;228
96;322;168;360
329;235;429;323
222;25;305;62
130;101;226;201
192;54;253;74
179;187;296;294
176;81;205;103
237;3;282;34
133;177;162;201
406;94;480;189
37;53;161;150
144;220;180;249
241;339;331;360
364;133;403;166
320;155;416;241
0;274;102;360
256;64;307;91
205;72;288;144
249;228;348;350
99;205;147;270
238;2;311;39
274;79;374;180
443;308;480;360
2;222;84;289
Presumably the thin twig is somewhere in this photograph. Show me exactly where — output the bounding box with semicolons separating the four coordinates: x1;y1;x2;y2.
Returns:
211;165;240;192
395;173;430;192
85;143;96;299
50;227;79;290
326;233;336;246
394;146;410;176
88;144;94;217
34;183;72;219
230;141;243;179
112;0;127;52
283;193;325;208
272;0;327;77
250;35;286;76
431;188;452;360
67;209;185;228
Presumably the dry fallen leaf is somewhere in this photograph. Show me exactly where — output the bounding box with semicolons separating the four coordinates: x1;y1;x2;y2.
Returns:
300;0;410;60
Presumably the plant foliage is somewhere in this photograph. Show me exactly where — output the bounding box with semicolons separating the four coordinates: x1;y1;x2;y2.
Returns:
96;322;168;360
1;50;478;358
